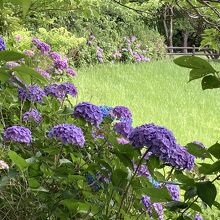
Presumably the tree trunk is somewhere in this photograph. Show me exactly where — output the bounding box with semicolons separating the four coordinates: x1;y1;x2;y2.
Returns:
182;31;189;53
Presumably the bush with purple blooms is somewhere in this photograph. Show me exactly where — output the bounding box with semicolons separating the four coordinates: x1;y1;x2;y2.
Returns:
0;37;219;220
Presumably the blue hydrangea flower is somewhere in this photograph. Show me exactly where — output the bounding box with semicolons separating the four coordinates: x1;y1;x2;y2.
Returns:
134;164;150;178
99;105;113;118
48;124;85;147
148;176;161;188
114;121;133;138
86;174;101;192
111;106;132;120
3;126;32;144
166;184;180;201
73;102;103;126
44;82;77;100
18;85;46;103
22;109;42;124
0;36;6;51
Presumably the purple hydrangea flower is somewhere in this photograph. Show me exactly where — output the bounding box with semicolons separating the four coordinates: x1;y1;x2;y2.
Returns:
166;184;180;201
49;52;62;61
87;34;95;46
3;126;32;144
22;109;42;123
73;102;103;126
114;121;133;138
66;68;77;77
99;106;113;118
48;124;85;147
32;38;51;54
195;213;203;220
54;59;68;70
18;85;46;103
129;124;194;170
0;36;6;51
35;68;51;80
128;123;176;148
160;144;195;170
111;106;132;120
44;82;77;100
6;61;20;69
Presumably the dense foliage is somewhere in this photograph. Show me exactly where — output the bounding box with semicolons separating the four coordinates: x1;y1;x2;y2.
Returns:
0;35;220;220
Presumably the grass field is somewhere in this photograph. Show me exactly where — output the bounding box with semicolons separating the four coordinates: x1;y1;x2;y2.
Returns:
74;59;220;147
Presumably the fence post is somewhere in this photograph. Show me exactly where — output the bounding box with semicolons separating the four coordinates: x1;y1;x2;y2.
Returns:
192;45;195;56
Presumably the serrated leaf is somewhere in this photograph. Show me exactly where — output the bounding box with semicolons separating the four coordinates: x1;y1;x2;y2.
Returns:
112;168;129;188
196;181;217;207
166;201;188;211
28;177;40;189
199;161;220;174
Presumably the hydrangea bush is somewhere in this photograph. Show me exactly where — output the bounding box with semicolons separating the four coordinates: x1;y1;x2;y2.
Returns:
0;37;219;219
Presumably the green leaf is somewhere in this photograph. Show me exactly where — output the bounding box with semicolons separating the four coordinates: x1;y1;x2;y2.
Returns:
166;201;188;211
28;177;40;189
145;187;171;202
213;201;220;209
184;187;197;201
201;75;220;90
0;51;26;61
208;142;220;159
196;181;217;207
185;143;212;159
189;68;210;82
0;69;10;83
199;161;220;174
174;170;194;185
13;66;47;84
19;0;32;16
174;56;216;72
113;150;133;169
112;168;129;188
189;203;203;213
8;150;28;171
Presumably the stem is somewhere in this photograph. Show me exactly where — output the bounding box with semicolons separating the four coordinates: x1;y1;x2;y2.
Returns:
106;189;114;217
116;148;151;219
161;167;175;187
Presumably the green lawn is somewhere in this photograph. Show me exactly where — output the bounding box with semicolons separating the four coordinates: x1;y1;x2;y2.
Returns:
73;59;220;147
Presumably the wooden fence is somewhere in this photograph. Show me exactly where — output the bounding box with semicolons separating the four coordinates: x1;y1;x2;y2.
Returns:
167;46;220;59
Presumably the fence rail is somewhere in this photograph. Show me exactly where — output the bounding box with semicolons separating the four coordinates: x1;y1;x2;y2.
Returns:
166;46;220;58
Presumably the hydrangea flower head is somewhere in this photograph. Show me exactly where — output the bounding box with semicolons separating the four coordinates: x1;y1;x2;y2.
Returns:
22;109;42;124
134;164;150;178
111;106;132;120
54;58;68;70
48;124;85;147
3;126;32;144
73;102;103;126
32;38;51;54
114;121;133;138
18;85;46;103
44;82;77;100
49;52;61;61
128;123;176;148
66;68;77;77
0;36;6;51
166;184;180;201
